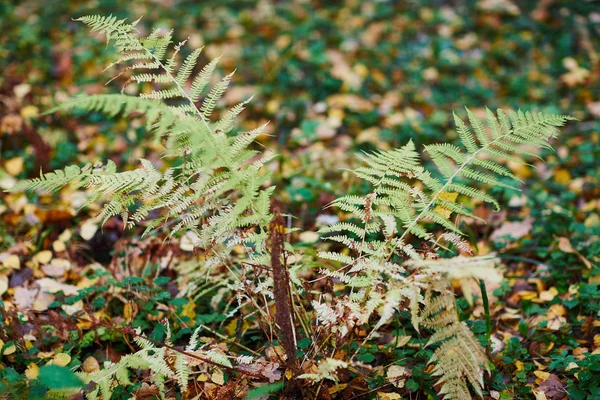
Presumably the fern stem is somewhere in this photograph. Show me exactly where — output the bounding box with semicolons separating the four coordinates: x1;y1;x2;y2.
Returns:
478;279;492;358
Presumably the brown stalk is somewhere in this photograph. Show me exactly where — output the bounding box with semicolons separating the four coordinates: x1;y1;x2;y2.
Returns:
269;201;299;375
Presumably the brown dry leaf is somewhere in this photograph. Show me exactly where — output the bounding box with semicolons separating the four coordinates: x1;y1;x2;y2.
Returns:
41;259;70;277
490;217;533;243
561;57;590;87
82;356;100;373
537;287;558;302
556;237;592;269
61;300;83;316
538;374;565;399
546;303;567;330
534;390;549;400
299;231;319;243
32;292;55;312
587;102;600;118
14;287;38;310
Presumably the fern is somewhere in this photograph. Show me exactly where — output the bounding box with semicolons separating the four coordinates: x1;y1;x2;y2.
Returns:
9;16;274;297
319;108;574;399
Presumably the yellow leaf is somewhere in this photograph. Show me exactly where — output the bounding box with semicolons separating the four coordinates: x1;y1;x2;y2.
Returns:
433;205;452;219
548;304;566;317
438;192;458;203
534;371;550;383
197;374;209;382
538;287;558;302
554;169;571;185
395;336;411;348
25;363;40;380
329;384;347;394
377;392;402;400
53;353;71;367
3;344;16;355
211;369;224;385
52;240;66;253
533;389;548;400
566;362;579;371
181;300;196;320
515;360;524;372
34;250;52;265
3;254;20;269
58;229;72;242
0;276;8;296
124;303;137;322
20;105;39;120
4;157;24;176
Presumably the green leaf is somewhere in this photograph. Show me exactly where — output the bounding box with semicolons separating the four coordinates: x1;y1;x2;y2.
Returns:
38;365;83;389
406;379;419;391
297;337;311;349
356;352;375;363
245;382;285;399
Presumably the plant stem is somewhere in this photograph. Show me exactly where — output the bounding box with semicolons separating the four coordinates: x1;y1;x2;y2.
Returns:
479;279;492;357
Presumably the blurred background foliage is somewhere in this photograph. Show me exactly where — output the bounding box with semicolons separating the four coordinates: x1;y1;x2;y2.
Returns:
1;0;598;216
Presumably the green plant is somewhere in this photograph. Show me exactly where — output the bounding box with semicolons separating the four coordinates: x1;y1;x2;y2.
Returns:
313;109;574;398
11;15;274;259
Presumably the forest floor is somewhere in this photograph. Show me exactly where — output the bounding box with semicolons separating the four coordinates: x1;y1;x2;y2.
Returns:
1;1;599;399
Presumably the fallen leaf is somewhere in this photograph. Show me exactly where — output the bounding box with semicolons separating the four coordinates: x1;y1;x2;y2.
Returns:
3;344;16;355
25;363;40;380
82;356;100;373
211;369;225;385
14;287;38;310
556;236;592;269
387;365;409;388
36;278;79;295
0;276;8;295
80;221;98;241
299;231;319;243
377;392;402;400
52;240;66;253
52;353;71;367
538;374;565;399
33;250;53;265
4;157;24;176
490;217;533;242
3;254;20;269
